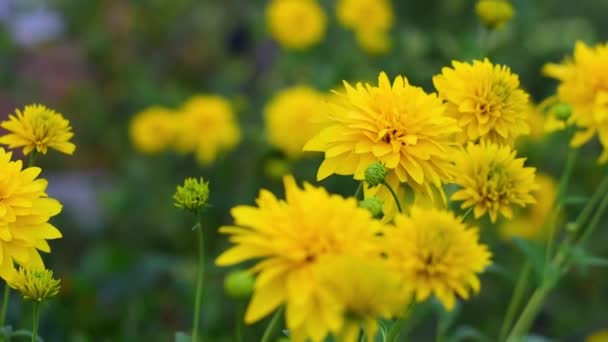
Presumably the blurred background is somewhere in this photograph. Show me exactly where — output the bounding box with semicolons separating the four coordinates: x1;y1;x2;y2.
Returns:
0;0;607;341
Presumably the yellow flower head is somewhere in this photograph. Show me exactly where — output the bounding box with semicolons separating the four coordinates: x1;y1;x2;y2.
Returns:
129;106;177;154
0;104;75;156
433;59;530;145
475;0;514;30
543;41;608;162
304;72;460;211
264;86;327;159
586;329;608;342
499;173;557;240
337;0;393;33
0;148;62;281
383;207;492;310
451;142;538;223
355;29;391;55
316;255;406;342
10;267;60;302
175;95;240;165
215;176;385;342
266;0;327;50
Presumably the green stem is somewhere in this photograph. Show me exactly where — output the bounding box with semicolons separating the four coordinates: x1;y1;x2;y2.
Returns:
27;151;37;168
0;284;10;328
382;181;403;213
354;182;363;200
576;177;608;247
261;306;284;342
499;262;531;341
31;302;39;342
461;207;473;221
575;174;608;244
192;214;205;342
506;284;553;340
235;303;243;342
386;301;415;342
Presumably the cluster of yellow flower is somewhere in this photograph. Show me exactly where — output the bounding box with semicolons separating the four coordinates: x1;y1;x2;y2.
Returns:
265;0;393;54
129;95;241;165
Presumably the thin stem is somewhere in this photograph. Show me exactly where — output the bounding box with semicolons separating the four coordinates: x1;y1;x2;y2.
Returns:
192;214;205;342
31;302;39;342
235;303;243;342
261;306;284;342
0;284;10;328
461;207;473;221
354;182;363;200
499;262;531;341
27;151;37;168
577;179;608;247
506;284;553;340
575;174;608;244
382;181;403;213
386;301;415;342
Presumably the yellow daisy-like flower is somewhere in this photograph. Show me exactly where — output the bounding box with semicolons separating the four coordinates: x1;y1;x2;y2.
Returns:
316;255;406;342
586;329;608;342
433;59;530;145
304;72;460;208
129;106;177;154
0;148;63;282
175;95;240;165
10;266;60;302
215;176;385;342
264;86;326;159
475;0;514;30
543;41;608;162
451;142;538;223
266;0;327;50
336;0;393;33
383;207;492;310
499;174;557;240
0;104;75;156
355;29;391;55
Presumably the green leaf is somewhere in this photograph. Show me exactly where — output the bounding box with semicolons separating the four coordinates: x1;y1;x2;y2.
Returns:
512;238;547;285
447;326;492;342
175;331;191;342
570;245;608;275
564;196;589;205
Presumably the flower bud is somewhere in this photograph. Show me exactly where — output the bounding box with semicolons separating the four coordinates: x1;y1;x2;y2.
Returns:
552;103;572;120
10;267;60;302
173;177;209;212
359;197;384;219
475;0;514;30
364;162;387;187
224;270;255;300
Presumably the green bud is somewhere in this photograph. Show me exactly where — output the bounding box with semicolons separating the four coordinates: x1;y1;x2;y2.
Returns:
224;270;255;299
359;197;384;219
553;103;572;120
566;222;578;233
364;162;387;187
173;177;209;212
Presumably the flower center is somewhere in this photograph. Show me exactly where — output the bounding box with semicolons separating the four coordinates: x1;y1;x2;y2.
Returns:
483;162;511;203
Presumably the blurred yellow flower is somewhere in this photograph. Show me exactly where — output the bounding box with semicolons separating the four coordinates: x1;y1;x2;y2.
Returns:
129;106;176;154
317;256;406;342
304;72;460;212
266;0;327;50
337;0;392;33
264;86;326;159
587;329;608;342
10;267;60;302
0;148;63;282
175;95;240;165
383;207;492;310
475;0;514;30
0;104;75;156
499;174;557;240
355;29;391;55
215;176;385;342
543;41;608;162
433;59;530;145
451;142;538;223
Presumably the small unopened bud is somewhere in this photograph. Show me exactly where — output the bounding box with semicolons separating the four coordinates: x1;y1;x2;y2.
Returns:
359;197;384;219
10;267;60;302
364;162;387;187
553;103;572;120
173;177;209;212
566;222;578;234
475;0;514;30
224;270;255;300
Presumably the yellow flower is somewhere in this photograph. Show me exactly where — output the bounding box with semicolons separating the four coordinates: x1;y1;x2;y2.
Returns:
543;41;608;162
337;0;393;33
433;59;530;145
499;174;557;240
383;207;492;310
0;148;63;282
451;142;538;223
215;176;385;342
316;256;406;342
0;104;75;156
129;106;176;154
266;0;327;50
175;95;240;165
304;72;460;214
355;29;391;55
587;329;608;342
9;267;60;302
264;86;326;159
475;0;514;30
